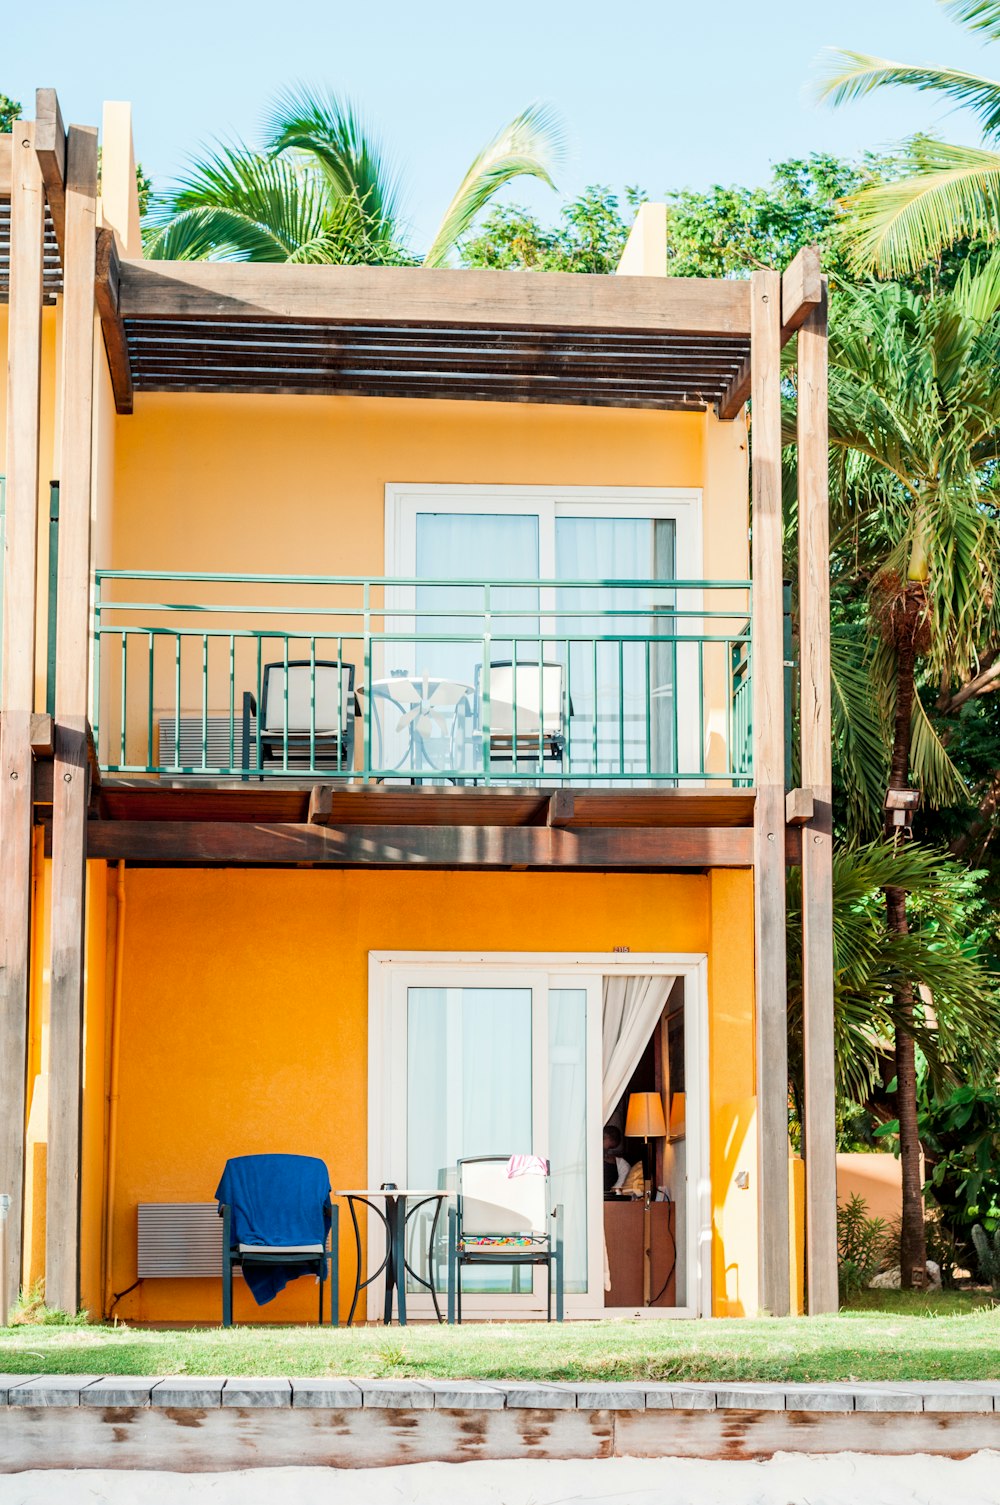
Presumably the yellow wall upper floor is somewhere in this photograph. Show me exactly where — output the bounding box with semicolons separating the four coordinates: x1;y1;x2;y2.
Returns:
104;391;748;581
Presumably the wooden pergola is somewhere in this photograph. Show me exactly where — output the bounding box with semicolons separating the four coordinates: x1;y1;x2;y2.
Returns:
0;89;835;1326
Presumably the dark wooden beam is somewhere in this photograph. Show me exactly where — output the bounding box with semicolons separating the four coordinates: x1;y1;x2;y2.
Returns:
47;124;99;1317
95;228;133;415
33;89;66;262
798;280;838;1316
76;821;754;869
750;268;791;1317
781;247;823;339
0;120;45;1317
118;259;752;337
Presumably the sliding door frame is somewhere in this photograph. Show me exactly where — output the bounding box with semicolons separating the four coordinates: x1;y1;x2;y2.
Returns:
367;950;711;1322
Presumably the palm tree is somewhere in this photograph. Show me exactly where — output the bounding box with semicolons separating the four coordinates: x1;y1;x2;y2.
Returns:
818;0;1000;275
143;89;564;266
786;840;1000;1107
787;253;1000;1283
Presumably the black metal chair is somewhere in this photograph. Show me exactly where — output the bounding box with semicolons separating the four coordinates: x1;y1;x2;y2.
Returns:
241;660;356;778
446;1154;564;1323
216;1153;339;1327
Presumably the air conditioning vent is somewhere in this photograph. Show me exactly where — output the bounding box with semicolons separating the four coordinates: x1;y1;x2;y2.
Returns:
156;716;256;773
137;1202;223;1278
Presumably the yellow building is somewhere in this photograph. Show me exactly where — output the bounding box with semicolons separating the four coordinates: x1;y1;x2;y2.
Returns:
0;92;833;1327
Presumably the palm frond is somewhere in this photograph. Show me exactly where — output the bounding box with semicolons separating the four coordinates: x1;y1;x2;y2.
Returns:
942;0;1000;43
143;146;330;262
839;140;1000;275
909;689;970;806
424;104;565;269
264;85;404;249
950;243;1000;320
788;840;1000;1101
816;49;1000;138
830;630;889;842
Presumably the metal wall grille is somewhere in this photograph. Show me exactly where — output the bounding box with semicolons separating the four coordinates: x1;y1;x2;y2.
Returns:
156;715;257;773
137;1202;222;1278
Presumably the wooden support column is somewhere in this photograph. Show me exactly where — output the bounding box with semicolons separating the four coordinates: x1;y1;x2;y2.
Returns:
798;281;838;1314
46;124;98;1315
750;269;790;1315
0;122;45;1314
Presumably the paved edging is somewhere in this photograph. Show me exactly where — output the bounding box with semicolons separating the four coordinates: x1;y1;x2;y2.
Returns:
3;1375;1000;1412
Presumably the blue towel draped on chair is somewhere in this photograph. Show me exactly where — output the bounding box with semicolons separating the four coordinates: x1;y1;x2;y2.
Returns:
215;1153;332;1305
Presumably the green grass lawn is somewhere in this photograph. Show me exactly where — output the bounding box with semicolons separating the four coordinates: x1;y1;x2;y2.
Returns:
1;1292;997;1383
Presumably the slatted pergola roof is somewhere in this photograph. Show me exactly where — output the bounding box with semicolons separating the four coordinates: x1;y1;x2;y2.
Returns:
93;241;817;422
0;129;63;303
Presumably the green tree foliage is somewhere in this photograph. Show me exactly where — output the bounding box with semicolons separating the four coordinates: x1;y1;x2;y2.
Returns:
787;842;1000;1104
144;91;564;265
461;186;643;272
460;154;898;278
664;154;896;280
0;94;20;134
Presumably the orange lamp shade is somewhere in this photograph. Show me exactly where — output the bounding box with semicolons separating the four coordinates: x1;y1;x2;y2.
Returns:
668;1092;686;1140
625;1091;667;1140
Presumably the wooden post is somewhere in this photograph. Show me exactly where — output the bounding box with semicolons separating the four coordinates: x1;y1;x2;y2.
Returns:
0;122;45;1316
798;282;838;1314
750;269;790;1315
46;124;98;1315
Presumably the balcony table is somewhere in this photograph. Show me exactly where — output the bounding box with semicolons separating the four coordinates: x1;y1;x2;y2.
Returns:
334;1186;449;1325
356;674;475;782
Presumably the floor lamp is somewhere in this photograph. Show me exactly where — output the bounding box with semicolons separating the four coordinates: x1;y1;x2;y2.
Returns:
625;1092;667;1305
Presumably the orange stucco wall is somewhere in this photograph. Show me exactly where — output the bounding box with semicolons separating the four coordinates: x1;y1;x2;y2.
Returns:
45;863;760;1324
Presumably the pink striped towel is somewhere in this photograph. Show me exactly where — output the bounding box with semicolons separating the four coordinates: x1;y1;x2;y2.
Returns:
506;1154;548;1179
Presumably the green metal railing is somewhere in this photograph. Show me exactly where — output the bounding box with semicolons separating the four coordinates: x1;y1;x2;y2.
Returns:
92;570;755;786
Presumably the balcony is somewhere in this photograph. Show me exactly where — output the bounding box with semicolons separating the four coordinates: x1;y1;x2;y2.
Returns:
92;571;754;788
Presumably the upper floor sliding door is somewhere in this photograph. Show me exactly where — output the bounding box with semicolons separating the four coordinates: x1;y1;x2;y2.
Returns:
384;486;704;785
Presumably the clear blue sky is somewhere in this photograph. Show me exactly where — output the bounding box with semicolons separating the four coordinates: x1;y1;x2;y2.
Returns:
6;0;992;251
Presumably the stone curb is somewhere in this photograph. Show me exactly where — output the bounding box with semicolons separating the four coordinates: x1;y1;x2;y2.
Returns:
1;1376;998;1412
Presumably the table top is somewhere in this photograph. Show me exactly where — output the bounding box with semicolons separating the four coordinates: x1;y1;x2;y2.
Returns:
334;1188;450;1199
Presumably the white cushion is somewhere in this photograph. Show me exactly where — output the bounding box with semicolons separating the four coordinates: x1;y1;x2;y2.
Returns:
238;1243;324;1255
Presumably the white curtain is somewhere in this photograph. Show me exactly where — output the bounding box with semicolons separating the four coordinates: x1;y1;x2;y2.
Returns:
602;974;675;1120
601;974;675;1293
555;517;677;782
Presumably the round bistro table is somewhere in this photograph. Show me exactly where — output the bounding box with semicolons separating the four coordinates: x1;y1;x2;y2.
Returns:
334;1186;449;1325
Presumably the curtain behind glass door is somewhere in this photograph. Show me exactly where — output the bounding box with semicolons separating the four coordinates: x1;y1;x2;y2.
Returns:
406;986;533;1295
555;517;676;784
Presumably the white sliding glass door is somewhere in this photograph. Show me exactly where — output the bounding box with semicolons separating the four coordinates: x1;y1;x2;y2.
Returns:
385;486;703;783
381;966;604;1317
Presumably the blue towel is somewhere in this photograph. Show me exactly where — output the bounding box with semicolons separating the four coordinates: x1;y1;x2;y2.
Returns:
215;1154;331;1305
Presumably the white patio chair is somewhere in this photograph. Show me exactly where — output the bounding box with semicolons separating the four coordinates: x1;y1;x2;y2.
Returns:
446;1154;564;1322
475;661;568;773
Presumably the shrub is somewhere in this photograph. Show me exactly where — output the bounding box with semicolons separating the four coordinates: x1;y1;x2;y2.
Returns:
837;1193;892;1298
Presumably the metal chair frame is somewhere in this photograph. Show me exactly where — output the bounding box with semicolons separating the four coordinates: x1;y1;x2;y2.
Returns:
219;1199;339;1327
241;659;356;778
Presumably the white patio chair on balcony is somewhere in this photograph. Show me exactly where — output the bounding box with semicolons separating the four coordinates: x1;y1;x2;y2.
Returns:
241;660;356;778
474;660;568;776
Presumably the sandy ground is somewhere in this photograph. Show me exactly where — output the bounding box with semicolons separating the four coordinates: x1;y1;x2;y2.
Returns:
2;1453;1000;1505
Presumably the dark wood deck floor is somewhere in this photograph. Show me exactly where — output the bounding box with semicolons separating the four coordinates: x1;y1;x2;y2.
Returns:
88;781;757;829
